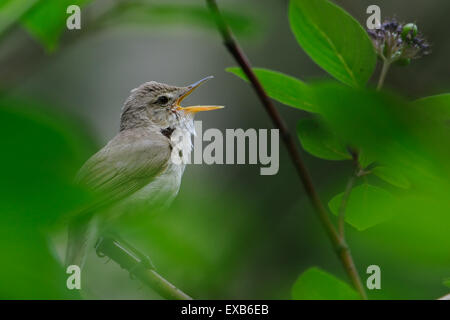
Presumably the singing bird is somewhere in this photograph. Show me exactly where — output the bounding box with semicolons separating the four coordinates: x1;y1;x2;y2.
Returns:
66;76;223;268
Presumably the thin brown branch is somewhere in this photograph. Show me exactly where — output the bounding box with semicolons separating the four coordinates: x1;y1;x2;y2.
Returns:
95;236;193;300
206;0;367;299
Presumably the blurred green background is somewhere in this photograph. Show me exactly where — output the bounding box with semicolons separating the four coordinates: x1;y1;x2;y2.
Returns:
0;0;449;299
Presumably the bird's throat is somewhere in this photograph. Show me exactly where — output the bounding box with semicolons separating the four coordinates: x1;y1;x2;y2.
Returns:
161;127;175;139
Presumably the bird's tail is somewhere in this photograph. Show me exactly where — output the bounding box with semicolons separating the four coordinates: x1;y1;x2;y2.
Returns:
65;214;96;269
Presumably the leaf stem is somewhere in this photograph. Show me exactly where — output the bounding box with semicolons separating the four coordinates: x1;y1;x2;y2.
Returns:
338;174;356;238
377;59;391;91
338;152;361;238
206;0;367;300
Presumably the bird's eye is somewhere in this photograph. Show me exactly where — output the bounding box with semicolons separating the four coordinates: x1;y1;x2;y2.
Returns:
157;95;169;105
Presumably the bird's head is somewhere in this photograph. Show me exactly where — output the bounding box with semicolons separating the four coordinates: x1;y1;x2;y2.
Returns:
120;76;223;131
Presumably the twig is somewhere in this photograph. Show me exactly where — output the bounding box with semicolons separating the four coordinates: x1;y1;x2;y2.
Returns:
206;0;367;299
338;174;356;238
95;236;193;300
377;59;391;90
338;151;361;238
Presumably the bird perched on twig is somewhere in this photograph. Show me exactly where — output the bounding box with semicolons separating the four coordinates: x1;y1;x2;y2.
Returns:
65;76;223;268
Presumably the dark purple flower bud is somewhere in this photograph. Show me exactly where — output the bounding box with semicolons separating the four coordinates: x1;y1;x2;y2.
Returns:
367;19;431;62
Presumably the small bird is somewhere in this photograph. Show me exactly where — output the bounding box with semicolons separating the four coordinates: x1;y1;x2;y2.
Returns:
65;76;223;268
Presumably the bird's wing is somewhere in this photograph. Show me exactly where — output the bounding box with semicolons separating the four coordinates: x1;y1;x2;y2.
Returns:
75;128;172;213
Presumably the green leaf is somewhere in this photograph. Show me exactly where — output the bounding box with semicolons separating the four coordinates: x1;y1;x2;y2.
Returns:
372;166;411;189
311;82;444;182
21;0;92;51
292;267;360;300
226;67;315;112
0;97;94;225
0;97;93;298
414;94;450;120
102;3;260;37
0;0;40;38
297;116;350;160
444;278;450;288
329;184;396;230
289;0;376;87
358;150;375;169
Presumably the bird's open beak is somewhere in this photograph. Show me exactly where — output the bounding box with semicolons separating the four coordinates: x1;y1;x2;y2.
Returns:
176;76;224;113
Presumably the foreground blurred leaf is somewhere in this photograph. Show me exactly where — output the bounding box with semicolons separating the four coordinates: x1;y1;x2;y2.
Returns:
311;82;450;185
226;67;315;112
444;278;450;288
0;97;93;225
0;225;80;299
414;94;450;120
296;116;350;160
314;83;450;295
289;0;376;87
0;96;93;298
292;267;359;300
116;184;257;299
21;0;92;51
372;166;411;189
329;184;395;230
0;0;39;38
358;150;375;169
352;190;450;298
101;2;259;37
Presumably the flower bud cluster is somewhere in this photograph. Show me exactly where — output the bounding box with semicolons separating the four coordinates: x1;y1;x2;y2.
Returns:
368;20;431;64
